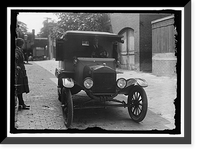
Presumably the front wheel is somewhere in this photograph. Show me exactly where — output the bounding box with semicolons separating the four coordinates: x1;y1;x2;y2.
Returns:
61;88;73;128
127;86;148;123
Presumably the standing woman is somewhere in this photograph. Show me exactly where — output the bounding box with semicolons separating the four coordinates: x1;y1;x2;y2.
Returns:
15;38;30;110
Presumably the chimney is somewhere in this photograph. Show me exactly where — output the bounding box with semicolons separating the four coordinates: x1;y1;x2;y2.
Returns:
31;29;35;46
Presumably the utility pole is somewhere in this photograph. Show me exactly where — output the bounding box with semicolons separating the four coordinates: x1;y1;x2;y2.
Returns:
44;17;51;59
44;17;51;36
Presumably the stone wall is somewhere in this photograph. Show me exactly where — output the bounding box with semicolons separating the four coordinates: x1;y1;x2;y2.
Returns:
152;53;177;77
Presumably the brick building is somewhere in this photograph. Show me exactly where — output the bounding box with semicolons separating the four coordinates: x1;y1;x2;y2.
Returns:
109;13;172;73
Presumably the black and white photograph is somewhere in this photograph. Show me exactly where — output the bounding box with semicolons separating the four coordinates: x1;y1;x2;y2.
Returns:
3;4;191;145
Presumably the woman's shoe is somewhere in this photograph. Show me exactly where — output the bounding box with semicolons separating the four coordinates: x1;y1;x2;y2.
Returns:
23;104;30;107
19;104;30;110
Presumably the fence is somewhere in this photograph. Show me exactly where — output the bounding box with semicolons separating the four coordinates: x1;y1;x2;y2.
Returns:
151;15;177;77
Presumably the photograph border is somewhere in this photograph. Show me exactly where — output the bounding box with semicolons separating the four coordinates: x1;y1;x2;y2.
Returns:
3;2;191;144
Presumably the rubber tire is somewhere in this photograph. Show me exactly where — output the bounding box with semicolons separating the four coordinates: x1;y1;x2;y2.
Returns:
127;86;148;123
61;87;73;128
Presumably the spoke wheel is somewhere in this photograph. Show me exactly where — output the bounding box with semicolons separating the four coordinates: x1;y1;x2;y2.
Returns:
127;86;148;123
61;88;73;128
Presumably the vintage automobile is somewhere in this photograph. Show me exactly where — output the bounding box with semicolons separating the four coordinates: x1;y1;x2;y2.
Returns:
55;31;148;128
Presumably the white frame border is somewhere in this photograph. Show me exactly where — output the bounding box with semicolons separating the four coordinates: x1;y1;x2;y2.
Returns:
7;7;185;138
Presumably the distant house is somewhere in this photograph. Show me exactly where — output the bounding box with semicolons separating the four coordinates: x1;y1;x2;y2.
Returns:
32;38;48;59
109;13;172;72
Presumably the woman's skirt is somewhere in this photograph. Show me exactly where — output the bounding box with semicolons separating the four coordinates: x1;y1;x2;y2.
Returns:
15;68;29;94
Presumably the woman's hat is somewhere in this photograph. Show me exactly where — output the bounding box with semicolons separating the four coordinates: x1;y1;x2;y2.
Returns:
15;38;25;48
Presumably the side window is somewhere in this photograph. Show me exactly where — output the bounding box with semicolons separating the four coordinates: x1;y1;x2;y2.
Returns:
82;40;89;46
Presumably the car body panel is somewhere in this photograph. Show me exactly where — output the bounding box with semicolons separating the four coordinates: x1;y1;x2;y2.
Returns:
55;30;147;98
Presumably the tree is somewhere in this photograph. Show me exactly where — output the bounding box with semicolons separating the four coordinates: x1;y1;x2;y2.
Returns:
55;13;111;34
39;18;56;38
38;17;64;39
38;13;111;40
16;20;28;38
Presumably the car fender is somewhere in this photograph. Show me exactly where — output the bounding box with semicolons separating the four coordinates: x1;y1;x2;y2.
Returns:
118;78;148;95
126;78;148;88
62;78;74;88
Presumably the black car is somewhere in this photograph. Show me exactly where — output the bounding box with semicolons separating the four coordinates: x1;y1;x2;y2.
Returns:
55;31;148;128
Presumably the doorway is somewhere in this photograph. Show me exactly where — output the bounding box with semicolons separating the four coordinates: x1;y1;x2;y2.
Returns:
118;28;135;70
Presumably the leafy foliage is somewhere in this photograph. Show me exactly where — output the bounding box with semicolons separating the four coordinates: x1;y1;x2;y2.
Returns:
16;21;28;38
38;18;57;38
56;13;110;32
38;13;111;39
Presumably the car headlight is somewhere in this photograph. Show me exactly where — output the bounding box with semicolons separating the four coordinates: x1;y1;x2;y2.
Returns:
84;77;93;89
117;78;127;89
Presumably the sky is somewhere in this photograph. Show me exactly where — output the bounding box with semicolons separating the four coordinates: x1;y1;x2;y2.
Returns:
17;13;58;35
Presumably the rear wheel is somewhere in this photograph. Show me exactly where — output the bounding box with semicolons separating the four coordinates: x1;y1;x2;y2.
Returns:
61;87;73;128
127;86;148;123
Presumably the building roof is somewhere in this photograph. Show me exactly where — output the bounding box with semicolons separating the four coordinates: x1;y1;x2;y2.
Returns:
151;15;174;24
34;38;48;47
62;30;123;38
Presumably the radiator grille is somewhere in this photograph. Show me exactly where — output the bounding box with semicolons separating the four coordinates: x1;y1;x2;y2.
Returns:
92;73;116;94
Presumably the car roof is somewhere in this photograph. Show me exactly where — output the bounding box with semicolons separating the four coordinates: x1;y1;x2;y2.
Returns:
62;30;123;39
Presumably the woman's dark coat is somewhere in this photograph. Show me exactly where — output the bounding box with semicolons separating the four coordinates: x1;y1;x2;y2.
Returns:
15;46;29;94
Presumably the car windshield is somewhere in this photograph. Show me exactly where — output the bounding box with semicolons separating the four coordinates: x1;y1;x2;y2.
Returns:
61;32;122;59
